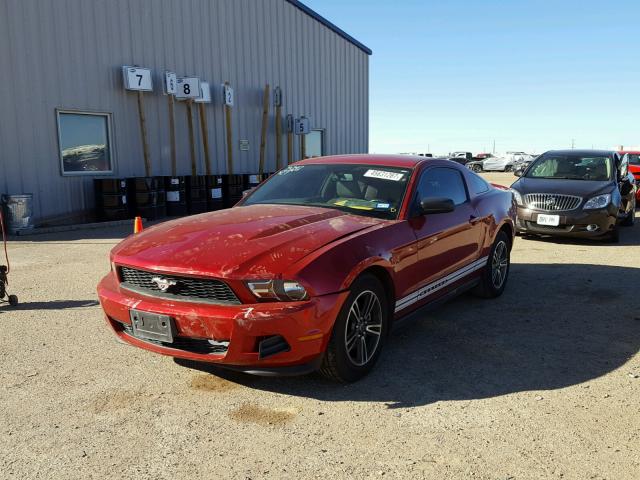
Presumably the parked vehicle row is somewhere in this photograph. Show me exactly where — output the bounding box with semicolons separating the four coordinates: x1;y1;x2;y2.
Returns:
468;152;537;173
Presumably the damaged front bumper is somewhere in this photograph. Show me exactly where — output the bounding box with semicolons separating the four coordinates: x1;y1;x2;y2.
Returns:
97;272;348;372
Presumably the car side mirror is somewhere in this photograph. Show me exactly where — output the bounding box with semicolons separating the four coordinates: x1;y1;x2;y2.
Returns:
419;197;455;215
513;168;523;177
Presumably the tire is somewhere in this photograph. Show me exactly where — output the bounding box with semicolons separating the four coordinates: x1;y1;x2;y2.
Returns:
621;200;636;227
8;294;18;306
504;165;514;173
472;164;483;173
473;231;511;298
319;274;388;382
605;225;620;243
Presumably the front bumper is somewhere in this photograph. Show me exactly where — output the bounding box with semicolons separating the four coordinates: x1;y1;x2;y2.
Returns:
97;273;349;371
515;205;617;238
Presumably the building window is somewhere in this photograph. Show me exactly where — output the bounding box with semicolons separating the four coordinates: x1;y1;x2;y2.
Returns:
57;110;114;175
304;129;325;158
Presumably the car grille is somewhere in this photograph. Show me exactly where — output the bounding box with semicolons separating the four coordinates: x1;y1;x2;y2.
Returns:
524;193;582;211
118;266;241;305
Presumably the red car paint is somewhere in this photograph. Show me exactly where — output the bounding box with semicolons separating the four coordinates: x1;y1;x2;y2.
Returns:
619;151;640;201
97;155;515;373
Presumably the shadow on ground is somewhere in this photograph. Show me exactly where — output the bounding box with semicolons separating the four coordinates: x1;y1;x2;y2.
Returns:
0;299;99;313
176;262;640;408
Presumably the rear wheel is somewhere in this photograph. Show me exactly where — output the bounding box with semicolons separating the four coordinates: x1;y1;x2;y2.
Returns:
320;274;388;382
8;294;18;306
473;231;511;298
504;165;514;172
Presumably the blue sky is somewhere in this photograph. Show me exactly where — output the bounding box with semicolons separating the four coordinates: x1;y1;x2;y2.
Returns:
303;0;640;155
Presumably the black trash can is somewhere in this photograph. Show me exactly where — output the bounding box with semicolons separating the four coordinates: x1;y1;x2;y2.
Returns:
132;177;166;220
94;179;132;221
205;176;225;212
164;176;188;216
186;176;208;214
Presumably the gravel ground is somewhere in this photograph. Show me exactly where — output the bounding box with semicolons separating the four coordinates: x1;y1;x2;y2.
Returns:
1;172;639;479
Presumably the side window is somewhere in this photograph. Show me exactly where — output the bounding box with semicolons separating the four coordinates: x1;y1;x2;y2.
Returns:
416;167;469;206
467;171;490;195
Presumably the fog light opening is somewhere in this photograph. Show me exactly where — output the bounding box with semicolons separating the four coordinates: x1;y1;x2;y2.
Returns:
586;224;599;232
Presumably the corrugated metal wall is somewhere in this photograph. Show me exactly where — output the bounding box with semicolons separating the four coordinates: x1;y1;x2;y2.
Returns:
0;0;369;224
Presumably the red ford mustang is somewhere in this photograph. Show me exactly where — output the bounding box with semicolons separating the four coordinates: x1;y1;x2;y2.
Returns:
98;155;516;382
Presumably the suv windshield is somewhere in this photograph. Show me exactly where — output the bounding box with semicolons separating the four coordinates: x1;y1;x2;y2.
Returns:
526;154;613;181
243;164;412;220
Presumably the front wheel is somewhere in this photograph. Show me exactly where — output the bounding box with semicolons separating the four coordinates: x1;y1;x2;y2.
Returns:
621;199;636;226
472;164;483;173
473;231;511;298
320;274;388;382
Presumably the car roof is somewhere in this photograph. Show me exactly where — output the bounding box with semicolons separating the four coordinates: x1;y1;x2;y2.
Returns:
543;149;615;156
619;150;640;154
295;154;449;169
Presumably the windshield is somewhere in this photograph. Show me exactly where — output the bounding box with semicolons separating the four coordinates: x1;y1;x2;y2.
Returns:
526;154;613;181
627;154;640;165
243;164;412;220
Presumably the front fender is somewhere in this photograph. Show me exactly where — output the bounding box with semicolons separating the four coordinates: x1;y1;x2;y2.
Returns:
289;221;415;297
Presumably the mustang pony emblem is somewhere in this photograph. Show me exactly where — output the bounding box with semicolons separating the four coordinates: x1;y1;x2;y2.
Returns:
150;276;178;292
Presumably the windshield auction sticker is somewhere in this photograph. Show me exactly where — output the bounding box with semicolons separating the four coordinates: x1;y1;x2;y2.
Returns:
363;169;405;181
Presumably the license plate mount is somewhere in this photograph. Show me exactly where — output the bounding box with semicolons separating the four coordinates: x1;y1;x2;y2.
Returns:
129;309;175;343
536;214;560;226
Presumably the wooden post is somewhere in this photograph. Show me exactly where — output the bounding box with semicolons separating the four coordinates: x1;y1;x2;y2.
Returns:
136;91;151;176
224;82;234;175
168;94;177;176
300;132;306;161
186;99;197;176
258;84;270;175
198;102;212;175
287;114;294;165
275;101;282;170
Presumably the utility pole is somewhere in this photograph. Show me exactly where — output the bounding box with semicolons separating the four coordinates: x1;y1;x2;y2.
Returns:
492;139;496;154
571;139;575;149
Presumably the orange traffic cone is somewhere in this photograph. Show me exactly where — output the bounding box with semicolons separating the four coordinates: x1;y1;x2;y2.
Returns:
133;216;143;234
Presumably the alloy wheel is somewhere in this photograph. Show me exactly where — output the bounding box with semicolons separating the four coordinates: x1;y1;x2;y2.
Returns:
344;290;382;366
491;240;509;289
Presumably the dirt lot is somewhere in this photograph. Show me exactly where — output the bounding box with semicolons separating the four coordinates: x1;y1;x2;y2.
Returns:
1;172;639;479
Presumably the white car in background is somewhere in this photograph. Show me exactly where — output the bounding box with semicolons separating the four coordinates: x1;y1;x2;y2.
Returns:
482;152;534;172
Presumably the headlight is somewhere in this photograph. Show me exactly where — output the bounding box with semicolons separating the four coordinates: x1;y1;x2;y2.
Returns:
583;194;611;210
510;188;524;206
246;279;308;301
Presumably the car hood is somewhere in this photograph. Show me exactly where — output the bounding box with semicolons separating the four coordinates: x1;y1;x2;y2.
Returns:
112;204;383;278
512;177;614;197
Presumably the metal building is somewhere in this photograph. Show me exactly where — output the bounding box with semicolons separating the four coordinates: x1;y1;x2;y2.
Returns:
0;0;371;225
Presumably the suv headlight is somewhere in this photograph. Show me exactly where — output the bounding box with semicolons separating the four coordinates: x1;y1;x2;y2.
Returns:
246;279;308;301
583;194;611;210
510;188;524;206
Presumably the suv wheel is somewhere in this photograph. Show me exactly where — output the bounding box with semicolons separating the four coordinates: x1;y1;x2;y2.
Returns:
621;199;636;226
